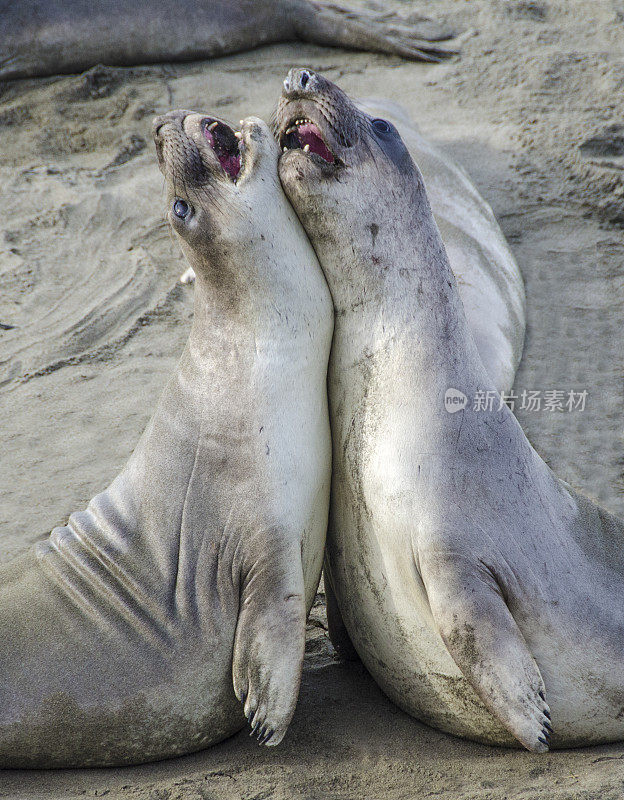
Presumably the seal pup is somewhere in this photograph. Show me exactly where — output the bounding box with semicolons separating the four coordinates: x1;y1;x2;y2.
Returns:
0;111;333;767
277;69;624;752
0;0;458;81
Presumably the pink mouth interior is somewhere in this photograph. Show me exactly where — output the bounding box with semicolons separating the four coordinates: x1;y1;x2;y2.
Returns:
297;122;335;163
204;125;241;180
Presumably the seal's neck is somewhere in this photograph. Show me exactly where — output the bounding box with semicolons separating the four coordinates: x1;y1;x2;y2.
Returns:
332;202;491;396
187;258;324;365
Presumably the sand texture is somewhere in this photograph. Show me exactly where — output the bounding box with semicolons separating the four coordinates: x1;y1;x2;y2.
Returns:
1;0;624;797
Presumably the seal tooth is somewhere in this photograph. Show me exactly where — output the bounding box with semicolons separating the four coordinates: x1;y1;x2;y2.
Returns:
283;147;288;153
303;144;310;152
207;121;218;131
234;131;242;139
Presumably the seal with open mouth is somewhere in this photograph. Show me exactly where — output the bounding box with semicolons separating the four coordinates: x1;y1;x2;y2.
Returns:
276;70;525;394
0;0;459;81
0;111;333;767
276;69;624;752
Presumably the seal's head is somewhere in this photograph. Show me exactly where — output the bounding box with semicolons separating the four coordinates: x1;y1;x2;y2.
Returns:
276;69;434;305
152;111;285;288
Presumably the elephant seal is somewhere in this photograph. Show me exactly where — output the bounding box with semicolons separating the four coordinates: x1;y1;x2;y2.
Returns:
0;111;333;767
276;74;525;394
0;0;458;82
277;69;624;752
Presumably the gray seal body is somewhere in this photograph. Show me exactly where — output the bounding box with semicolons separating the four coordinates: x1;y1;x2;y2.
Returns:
277;69;624;752
0;111;333;767
355;97;525;394
0;0;457;81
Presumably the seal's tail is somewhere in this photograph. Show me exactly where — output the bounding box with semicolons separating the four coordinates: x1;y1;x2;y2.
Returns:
298;1;462;63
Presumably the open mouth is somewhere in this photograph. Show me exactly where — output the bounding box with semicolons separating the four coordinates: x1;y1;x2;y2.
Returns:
202;118;241;180
280;118;335;164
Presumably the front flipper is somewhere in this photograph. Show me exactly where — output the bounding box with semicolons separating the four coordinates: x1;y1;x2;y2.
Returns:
232;547;306;747
296;1;461;63
420;548;552;752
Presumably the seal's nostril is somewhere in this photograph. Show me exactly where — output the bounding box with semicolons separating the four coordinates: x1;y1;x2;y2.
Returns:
300;70;310;89
152;110;191;139
152;117;167;138
283;78;290;92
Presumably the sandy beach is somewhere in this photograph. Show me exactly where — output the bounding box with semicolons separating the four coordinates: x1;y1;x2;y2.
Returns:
1;1;624;797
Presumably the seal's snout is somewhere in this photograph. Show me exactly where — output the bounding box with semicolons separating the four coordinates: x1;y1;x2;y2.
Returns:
277;69;358;165
152;110;189;141
277;70;338;164
152;110;193;172
152;116;167;139
283;68;317;98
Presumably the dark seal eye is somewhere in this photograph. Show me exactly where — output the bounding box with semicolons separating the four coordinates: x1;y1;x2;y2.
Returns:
372;118;391;133
173;199;190;219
